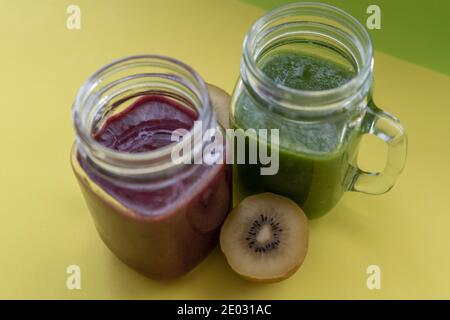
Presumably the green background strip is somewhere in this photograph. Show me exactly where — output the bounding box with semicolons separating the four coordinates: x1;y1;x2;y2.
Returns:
243;0;450;76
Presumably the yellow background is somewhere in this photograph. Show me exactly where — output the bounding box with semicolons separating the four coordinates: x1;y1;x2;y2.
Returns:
0;0;449;299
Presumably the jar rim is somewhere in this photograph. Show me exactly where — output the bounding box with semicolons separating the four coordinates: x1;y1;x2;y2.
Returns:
72;54;213;177
242;2;374;111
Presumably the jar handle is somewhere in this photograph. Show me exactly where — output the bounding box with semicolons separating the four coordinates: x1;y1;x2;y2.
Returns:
349;101;408;194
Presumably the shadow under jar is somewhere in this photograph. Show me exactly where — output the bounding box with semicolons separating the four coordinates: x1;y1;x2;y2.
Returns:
71;55;231;280
230;2;407;219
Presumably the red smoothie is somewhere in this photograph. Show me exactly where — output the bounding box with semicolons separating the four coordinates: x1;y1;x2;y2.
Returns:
73;95;231;279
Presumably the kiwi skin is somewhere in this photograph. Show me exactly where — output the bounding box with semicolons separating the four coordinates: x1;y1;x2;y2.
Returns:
207;83;230;129
220;193;309;283
235;260;304;284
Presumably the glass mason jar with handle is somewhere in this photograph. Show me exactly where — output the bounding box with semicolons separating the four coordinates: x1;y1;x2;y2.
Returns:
230;2;407;219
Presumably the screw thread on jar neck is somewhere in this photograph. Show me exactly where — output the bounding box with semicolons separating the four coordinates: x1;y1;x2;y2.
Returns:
72;55;215;179
241;2;374;117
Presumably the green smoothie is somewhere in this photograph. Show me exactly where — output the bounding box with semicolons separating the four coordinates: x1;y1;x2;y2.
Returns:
260;50;355;90
232;49;361;219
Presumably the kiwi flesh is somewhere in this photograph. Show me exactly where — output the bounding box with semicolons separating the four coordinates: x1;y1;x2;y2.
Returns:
220;193;308;283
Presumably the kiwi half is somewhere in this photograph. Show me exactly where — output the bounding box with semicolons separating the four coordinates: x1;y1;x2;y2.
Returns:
220;193;308;283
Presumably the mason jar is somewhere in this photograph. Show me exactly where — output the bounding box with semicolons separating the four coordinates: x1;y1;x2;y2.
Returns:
230;2;407;219
71;55;231;279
